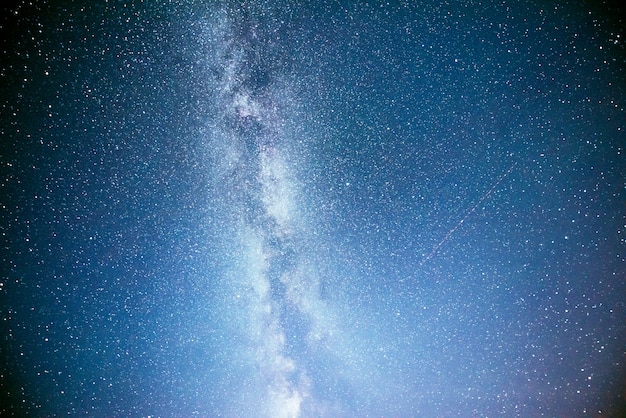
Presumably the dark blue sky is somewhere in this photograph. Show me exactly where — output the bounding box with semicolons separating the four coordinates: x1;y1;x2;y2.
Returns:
2;1;625;416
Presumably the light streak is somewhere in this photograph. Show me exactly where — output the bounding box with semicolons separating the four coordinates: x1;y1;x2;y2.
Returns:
420;162;518;265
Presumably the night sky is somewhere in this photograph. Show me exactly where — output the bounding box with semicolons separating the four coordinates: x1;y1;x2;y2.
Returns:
1;1;625;416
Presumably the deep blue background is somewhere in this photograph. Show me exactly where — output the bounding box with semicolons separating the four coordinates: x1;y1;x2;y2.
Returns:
2;1;624;416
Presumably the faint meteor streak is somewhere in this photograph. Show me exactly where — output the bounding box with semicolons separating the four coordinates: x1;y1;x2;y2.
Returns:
420;162;518;265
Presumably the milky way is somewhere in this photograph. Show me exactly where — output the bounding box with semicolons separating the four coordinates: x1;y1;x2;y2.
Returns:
2;1;625;417
196;8;356;416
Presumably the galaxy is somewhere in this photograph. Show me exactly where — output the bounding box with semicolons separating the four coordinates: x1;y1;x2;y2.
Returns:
1;1;625;416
